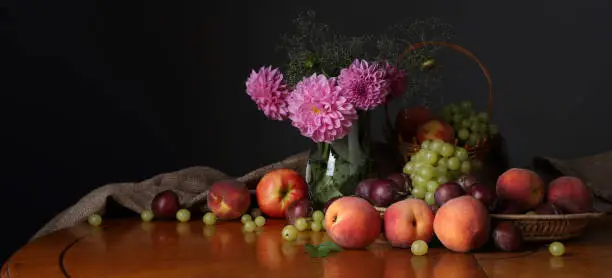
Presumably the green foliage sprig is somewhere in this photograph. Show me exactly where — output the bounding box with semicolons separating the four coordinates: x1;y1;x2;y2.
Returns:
277;10;456;104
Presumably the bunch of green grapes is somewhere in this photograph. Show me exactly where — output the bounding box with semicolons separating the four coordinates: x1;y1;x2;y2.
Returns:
441;101;499;147
402;140;481;205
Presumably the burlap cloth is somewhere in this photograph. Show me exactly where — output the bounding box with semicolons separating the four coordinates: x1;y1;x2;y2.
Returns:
31;151;309;241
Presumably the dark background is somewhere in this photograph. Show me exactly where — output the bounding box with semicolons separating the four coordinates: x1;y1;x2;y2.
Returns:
2;0;612;262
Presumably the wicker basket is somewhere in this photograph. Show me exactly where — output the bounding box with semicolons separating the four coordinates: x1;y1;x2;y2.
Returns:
393;41;495;163
490;212;604;242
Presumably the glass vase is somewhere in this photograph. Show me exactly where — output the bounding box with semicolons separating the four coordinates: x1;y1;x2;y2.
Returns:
305;111;373;208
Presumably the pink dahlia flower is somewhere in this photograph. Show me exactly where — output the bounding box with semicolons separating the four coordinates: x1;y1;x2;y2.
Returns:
338;59;390;111
384;63;408;98
288;74;358;143
245;66;290;121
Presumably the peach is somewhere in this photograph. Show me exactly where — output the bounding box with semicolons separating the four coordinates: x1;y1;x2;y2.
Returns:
547;176;593;213
384;199;435;248
416;119;455;144
496;168;544;211
433;196;490;253
207;180;251;220
325;196;381;249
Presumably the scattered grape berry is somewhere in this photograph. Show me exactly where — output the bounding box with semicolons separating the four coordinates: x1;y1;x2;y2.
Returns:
312;210;324;222
203;212;216;225
140;210;154;222
295;218;308;231
549;242;565;257
282;225;298;241
88;214;102;227
244;220;256;232
311;221;322;232
241;214;252;224
176;209;191;222
254;216;266;227
411;240;428;256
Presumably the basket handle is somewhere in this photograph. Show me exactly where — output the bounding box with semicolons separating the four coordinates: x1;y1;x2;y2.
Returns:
396;41;493;120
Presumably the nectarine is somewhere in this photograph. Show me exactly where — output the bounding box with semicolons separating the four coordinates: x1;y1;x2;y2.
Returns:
384;198;435;248
433;196;490;253
496;168;544;211
207;180;251;220
325;197;381;249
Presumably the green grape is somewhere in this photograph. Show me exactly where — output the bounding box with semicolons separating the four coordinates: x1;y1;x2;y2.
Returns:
312;210;324;222
471;159;483;171
470;122;480;133
426;180;439;192
459;100;473;111
437;157;448;169
429;140;444;153
437;175;450;184
424;192;436;205
311;221;322;232
449;104;459;114
244;220;256;232
418;165;436;181
460;161;472;174
282;225;298;241
549;242;565;257
452;114;463;124
424;150;440;165
420;140;431;149
140;210;154;222
241;214;252;224
254;216;266;227
411;240;429;256
479;123;488;134
477;112;489;122
411;187;426;199
203;212;217;225
454;147;469;161
88;214;102;227
413;161;426;171
457;128;470;141
435;166;448;178
412;175;428;188
467;133;480;146
489;124;499;136
448;157;461;171
461;119;471;129
176;209;191;223
295;218;308;231
414;151;425;162
440;143;455;157
403;161;415;174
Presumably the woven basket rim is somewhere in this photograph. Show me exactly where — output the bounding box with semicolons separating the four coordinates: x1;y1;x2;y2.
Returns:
490;212;604;220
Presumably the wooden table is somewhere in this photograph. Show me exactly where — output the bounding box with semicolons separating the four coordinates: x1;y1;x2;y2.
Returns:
3;216;611;278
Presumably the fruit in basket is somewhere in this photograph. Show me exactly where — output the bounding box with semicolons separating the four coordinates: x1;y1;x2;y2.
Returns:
496;168;545;211
416;119;455;143
534;203;563;215
467;183;497;210
492;222;523;252
256;169;308;218
441;100;498;147
285;199;313;225
325;196;381;249
208;180;251;220
151;190;181;219
384;199;435;248
369;179;402;207
395;106;432;141
547;176;593;213
433;196;490;253
404;140;474;202
435;182;465;206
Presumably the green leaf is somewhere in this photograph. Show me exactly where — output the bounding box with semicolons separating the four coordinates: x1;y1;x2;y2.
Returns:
319;241;343;252
304;242;343;258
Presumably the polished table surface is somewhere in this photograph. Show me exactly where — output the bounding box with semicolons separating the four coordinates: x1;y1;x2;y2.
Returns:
3;216;612;278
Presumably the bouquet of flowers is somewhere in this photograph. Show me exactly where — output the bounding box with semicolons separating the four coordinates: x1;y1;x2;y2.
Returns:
244;10;454;206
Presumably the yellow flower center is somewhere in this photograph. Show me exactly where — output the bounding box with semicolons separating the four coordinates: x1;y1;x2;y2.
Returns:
312;106;321;114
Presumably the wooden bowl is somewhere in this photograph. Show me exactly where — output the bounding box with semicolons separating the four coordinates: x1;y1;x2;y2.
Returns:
490;212;605;242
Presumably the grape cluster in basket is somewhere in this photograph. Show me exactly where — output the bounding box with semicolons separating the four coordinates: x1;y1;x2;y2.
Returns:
441;101;498;147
